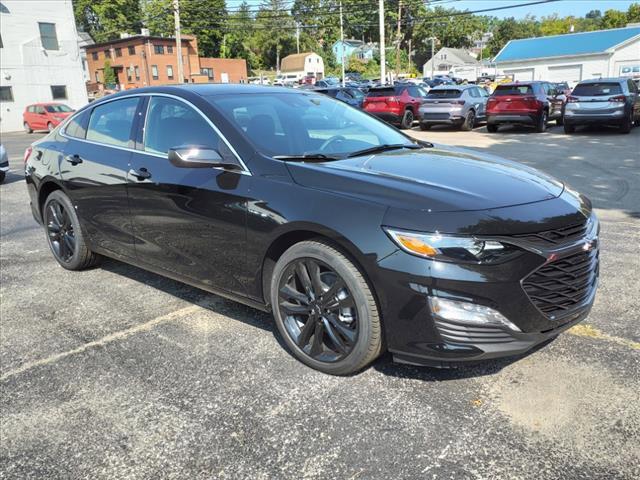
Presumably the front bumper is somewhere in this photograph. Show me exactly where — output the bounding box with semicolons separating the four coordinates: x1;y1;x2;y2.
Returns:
374;199;599;366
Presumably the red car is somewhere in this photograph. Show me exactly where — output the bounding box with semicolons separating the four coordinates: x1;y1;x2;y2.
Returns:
23;103;75;133
363;85;428;129
486;81;564;133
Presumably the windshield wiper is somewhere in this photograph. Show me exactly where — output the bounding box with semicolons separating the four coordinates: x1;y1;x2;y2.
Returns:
346;143;422;158
273;153;339;162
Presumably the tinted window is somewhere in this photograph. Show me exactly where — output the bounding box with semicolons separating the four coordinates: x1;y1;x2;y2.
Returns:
45;104;73;113
86;97;139;147
210;93;413;157
427;89;462;99
494;85;534;96
65;110;89;139
366;87;396;97
348;88;364;100
144;96;221;155
572;82;622;96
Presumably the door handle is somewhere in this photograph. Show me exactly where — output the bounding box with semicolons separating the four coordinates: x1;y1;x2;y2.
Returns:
129;167;152;180
65;154;83;165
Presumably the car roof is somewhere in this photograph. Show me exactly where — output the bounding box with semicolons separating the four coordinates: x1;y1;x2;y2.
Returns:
430;85;468;90
27;102;68;107
576;77;625;84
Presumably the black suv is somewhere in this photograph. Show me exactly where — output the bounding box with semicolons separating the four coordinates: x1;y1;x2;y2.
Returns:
24;85;599;375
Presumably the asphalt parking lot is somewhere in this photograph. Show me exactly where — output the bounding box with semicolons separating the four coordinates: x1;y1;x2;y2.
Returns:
1;123;639;479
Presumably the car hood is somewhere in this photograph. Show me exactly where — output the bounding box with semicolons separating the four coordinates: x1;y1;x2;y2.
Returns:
286;144;564;213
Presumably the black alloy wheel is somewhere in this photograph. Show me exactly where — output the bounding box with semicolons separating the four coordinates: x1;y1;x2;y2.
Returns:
620;110;633;134
278;258;358;363
536;111;548;133
461;110;476;131
46;199;76;263
400;109;414;130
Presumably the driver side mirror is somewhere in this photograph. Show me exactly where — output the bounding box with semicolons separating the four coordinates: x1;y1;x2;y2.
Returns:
168;146;242;171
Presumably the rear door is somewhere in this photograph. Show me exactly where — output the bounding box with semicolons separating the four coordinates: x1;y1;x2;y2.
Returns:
61;96;141;258
127;94;250;295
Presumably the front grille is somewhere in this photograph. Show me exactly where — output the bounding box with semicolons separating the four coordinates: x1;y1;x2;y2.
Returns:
513;221;588;247
523;248;599;319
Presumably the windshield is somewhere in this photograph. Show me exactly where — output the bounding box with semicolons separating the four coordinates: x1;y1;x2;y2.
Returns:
572;82;622;97
427;89;462;99
45;104;73;113
494;85;534;96
209;93;414;158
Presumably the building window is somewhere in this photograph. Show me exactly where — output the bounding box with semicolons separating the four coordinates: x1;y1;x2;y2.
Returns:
167;45;173;54
127;67;132;82
154;45;164;54
92;51;98;60
128;45;135;55
95;70;101;82
104;49;111;59
0;86;13;102
38;22;59;50
151;65;159;80
167;65;174;79
134;66;140;80
201;68;213;79
51;85;67;99
115;47;122;57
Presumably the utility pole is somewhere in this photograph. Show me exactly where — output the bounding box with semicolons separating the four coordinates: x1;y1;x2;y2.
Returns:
431;37;435;79
395;1;402;82
379;0;386;84
340;1;345;86
296;22;300;54
174;0;184;83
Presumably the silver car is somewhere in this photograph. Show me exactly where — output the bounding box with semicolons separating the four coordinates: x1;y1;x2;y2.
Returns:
0;144;9;184
564;78;640;134
419;85;489;131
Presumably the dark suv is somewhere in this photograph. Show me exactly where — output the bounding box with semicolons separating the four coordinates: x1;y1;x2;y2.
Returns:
487;81;565;132
563;78;640;133
363;85;428;129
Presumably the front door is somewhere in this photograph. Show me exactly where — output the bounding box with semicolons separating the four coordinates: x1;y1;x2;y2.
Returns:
127;95;250;296
61;96;140;258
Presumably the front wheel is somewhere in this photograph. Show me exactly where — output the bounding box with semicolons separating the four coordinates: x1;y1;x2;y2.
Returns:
400;109;414;130
461;110;476;131
0;171;5;184
556;115;564;126
47;122;54;132
43;190;101;270
270;240;382;375
24;122;32;134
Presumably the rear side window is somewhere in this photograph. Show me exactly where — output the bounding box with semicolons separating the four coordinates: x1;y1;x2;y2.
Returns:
427;89;462;99
144;96;221;155
65;110;89;139
493;85;534;95
86;97;139;147
572;82;622;96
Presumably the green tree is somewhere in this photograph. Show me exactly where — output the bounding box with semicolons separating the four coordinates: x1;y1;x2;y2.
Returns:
486;15;541;56
103;59;117;85
627;3;640;23
74;0;143;42
601;9;627;29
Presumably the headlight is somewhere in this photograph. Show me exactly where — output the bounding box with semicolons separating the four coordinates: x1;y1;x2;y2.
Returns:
384;228;522;264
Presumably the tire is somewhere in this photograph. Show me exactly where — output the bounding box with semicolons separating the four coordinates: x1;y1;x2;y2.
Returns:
620;110;632;134
400;109;414;130
43;190;101;270
486;123;498;133
461;110;476;131
564;123;575;134
419;122;431;131
535;111;548;133
556;115;564;126
47;122;54;132
0;171;5;184
270;240;383;375
24;122;32;134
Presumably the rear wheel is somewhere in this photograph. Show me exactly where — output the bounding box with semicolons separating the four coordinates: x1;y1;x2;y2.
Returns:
24;122;32;134
43;190;101;270
400;109;414;130
270;240;382;375
564;123;575;134
486;123;498;133
461;110;476;131
620;110;633;134
535;111;548;133
0;171;5;184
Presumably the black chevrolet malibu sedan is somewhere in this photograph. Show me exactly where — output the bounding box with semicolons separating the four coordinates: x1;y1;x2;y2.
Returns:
24;85;599;375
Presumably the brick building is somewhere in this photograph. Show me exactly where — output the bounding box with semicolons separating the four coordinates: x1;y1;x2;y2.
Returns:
85;34;247;90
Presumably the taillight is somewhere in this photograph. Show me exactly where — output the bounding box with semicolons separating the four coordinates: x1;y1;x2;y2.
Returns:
566;96;579;103
609;95;626;103
451;100;465;105
24;146;32;163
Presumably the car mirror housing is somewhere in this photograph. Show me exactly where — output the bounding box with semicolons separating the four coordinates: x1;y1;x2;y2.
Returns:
168;147;242;171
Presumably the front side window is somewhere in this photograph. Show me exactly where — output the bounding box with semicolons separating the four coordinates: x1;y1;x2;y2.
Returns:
0;86;13;102
38;22;59;50
210;93;413;157
151;65;159;80
65;110;89;139
86;97;139;147
51;85;67;100
144;96;221;155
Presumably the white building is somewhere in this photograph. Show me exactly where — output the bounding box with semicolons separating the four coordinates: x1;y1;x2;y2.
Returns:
279;52;325;81
423;47;480;78
0;0;88;133
493;26;640;85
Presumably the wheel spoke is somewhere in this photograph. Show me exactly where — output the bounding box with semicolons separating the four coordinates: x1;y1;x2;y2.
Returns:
322;278;345;302
309;321;324;357
63;233;75;256
295;262;314;296
305;260;325;296
47;222;61;234
297;315;316;348
58;234;67;258
281;302;312;315
53;203;65;227
325;313;356;344
279;284;309;305
48;204;62;228
51;239;61;257
322;317;348;354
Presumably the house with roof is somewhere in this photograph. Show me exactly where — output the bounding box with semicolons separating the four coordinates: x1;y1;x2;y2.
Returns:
279;52;324;80
493;26;640;85
422;47;480;78
332;39;378;65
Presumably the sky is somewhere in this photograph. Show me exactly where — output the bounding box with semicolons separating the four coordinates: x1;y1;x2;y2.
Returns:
227;0;639;18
